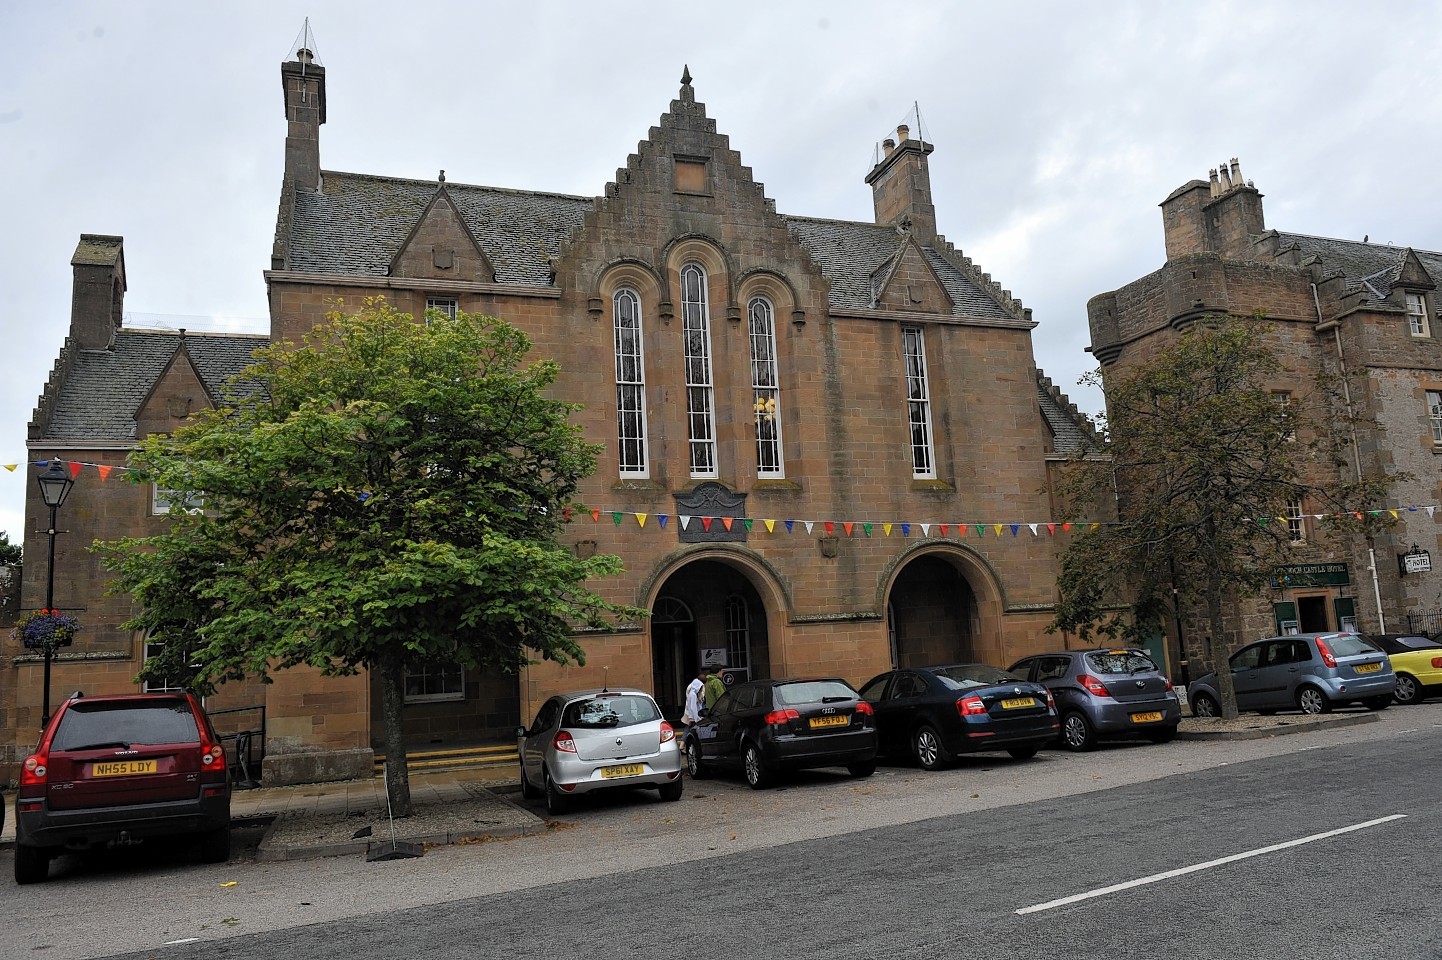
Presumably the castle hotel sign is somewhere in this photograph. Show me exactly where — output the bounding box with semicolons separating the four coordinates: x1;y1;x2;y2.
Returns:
1271;562;1350;588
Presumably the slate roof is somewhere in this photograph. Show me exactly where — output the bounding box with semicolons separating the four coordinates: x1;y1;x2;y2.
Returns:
282;173;1021;320
288;172;592;284
41;330;267;442
1276;233;1442;301
1036;372;1101;456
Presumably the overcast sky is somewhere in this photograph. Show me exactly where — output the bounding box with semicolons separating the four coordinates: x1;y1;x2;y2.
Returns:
4;1;1442;556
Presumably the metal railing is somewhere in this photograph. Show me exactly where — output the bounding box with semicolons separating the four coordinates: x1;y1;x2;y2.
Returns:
208;704;265;789
1403;611;1442;637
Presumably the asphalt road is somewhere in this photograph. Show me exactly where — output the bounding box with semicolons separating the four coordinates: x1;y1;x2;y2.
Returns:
4;704;1441;960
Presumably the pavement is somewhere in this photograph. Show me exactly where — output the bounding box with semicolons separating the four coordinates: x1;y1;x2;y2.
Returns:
0;709;1379;861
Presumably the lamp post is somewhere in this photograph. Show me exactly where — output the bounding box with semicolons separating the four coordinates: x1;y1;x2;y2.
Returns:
36;457;75;728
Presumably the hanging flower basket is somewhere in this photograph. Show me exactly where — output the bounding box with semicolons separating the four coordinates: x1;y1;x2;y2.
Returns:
12;610;81;650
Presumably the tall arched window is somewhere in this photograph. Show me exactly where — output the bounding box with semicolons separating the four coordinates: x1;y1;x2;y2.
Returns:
903;326;936;478
748;296;783;477
614;288;648;476
681;263;717;477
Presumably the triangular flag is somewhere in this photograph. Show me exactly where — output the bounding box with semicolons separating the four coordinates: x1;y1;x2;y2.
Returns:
1389;510;1399;519
882;523;892;537
1312;515;1324;521
722;518;734;531
636;513;648;528
2;464;16;472
803;521;813;534
612;512;623;526
1353;512;1363;521
658;515;668;528
843;522;854;537
66;461;82;478
680;515;691;529
784;520;795;533
824;521;834;536
743;519;754;531
1047;523;1056;536
1090;523;1100;531
702;517;714;531
939;524;949;536
97;465;114;481
1028;523;1038;536
1009;524;1019;536
993;524;1003;536
862;523;872;537
1429;506;1437;518
919;524;929;537
974;524;985;537
1062;522;1072;532
764;519;775;533
591;509;600;522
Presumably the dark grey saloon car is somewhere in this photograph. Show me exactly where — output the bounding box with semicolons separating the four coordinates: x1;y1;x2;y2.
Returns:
1008;648;1182;751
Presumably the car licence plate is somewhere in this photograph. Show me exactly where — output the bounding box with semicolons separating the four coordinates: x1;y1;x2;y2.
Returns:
600;763;644;779
1131;711;1164;724
92;759;158;777
809;715;848;729
1000;697;1036;709
1355;662;1382;673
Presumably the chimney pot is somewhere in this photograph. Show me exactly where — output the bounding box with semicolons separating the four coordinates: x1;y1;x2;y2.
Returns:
883;137;896;155
897;124;910;141
1218;162;1233;191
297;47;313;64
1230;158;1244;188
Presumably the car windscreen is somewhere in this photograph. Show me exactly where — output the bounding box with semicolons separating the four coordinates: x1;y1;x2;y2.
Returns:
1327;634;1380;657
1084;651;1159;675
53;700;200;750
774;680;857;705
561;694;660;729
932;664;1021;689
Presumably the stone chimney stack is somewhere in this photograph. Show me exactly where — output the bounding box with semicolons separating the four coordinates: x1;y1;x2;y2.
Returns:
69;235;126;350
1161;158;1265;260
280;46;326;192
865;123;937;239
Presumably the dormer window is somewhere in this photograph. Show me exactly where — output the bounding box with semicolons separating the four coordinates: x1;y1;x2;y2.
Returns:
1406;292;1430;337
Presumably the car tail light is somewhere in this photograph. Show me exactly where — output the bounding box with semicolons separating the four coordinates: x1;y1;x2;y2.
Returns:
1077;674;1110;697
1164;679;1174;692
1433;657;1442;669
659;721;676;743
21;752;48;787
199;731;227;774
1316;638;1337;668
553;731;577;753
853;700;874;717
957;695;988;716
1044;689;1057;713
763;708;800;726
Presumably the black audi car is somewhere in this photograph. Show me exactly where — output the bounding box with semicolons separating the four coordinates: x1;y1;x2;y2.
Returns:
858;664;1058;770
683;678;878;789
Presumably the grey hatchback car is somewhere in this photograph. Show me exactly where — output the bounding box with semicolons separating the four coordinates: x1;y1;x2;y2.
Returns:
1188;632;1395;717
1008;648;1182;751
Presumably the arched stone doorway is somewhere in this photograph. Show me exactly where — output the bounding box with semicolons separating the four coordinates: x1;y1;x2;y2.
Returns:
650;558;773;720
885;551;998;667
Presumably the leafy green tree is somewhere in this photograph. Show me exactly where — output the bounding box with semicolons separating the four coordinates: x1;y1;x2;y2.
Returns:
1052;318;1396;719
0;530;21;567
97;299;642;814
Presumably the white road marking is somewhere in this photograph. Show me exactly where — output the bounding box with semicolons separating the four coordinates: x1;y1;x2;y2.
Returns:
1016;814;1407;915
162;939;202;946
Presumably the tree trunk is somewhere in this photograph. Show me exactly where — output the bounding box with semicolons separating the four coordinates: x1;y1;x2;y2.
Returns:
377;646;412;818
1203;541;1239;720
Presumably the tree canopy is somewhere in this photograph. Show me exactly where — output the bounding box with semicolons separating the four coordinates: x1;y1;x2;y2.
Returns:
1051;318;1396;718
0;530;21;567
96;299;642;813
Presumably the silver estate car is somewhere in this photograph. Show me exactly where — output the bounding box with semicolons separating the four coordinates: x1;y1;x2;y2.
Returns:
1188;632;1395;717
517;689;684;815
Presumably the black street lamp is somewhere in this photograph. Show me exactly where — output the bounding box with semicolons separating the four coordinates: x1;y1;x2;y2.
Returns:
36;457;75;728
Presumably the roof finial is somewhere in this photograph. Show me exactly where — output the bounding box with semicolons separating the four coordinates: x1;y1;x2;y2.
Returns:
438;169;446;183
681;65;692;87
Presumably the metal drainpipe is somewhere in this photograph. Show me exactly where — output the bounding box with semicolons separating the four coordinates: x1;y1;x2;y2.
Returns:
1315;282;1385;631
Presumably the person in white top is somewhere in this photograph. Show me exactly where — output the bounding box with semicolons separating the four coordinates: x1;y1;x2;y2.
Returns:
682;670;705;726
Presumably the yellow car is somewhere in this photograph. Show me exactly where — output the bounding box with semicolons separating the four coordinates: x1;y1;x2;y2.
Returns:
1367;634;1442;705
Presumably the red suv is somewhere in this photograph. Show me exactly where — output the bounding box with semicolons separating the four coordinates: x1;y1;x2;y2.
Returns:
14;691;232;884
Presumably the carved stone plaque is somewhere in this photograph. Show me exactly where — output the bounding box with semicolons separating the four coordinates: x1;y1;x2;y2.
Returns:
674;481;747;543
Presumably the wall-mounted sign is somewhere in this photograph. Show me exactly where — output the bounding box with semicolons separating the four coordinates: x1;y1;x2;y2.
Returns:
1272;562;1350;588
1399;544;1432;575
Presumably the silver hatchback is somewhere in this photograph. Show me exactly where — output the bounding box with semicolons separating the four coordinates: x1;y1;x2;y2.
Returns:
1188;632;1395;716
517;689;684;815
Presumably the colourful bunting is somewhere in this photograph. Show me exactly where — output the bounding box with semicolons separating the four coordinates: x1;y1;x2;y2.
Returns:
764;519;775;533
612;512;623;526
902;523;911;537
1010;524;1019;536
636;513;648;528
863;523;873;537
657;514;668;528
722;518;734;532
702;517;713;532
939;524;949;536
843;522;854;537
824;522;834;536
881;523;891;537
592;509;601;522
743;519;754;531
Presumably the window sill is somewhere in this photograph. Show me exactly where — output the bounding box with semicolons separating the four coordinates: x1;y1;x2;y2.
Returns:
910;478;955;493
751;479;803;495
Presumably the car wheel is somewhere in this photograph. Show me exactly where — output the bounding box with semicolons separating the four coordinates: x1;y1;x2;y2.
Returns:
1006;745;1039;760
911;725;947;771
519;762;541;800
1393;673;1421;705
1061;711;1096;752
13;844;50;885
1364;695;1391;712
1145;725;1178;745
1297;686;1332;715
1191;693;1220;718
657;779;684;802
685;736;709;779
544;769;570;816
199;826;231;864
847;761;876;778
742;743;771;790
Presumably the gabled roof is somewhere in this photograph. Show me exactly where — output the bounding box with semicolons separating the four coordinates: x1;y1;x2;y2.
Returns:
1036;371;1102;455
1277;233;1442;300
39;330;266;442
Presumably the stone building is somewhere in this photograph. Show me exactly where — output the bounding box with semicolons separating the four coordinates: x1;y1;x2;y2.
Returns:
1088;159;1442;669
9;46;1096;784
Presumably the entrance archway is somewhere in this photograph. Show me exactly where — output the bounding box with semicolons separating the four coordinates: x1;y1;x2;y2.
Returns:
649;558;773;719
885;552;993;667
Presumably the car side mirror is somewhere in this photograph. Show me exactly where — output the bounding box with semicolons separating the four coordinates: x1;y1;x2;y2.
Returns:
515;725;528;738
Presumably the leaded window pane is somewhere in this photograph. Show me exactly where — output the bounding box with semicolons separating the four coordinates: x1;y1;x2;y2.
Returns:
613;289;648;475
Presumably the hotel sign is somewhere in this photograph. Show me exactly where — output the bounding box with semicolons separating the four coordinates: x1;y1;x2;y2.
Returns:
1272;562;1350;588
